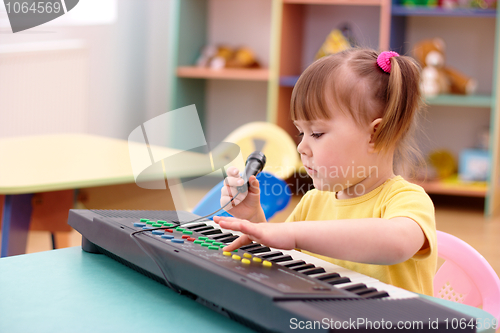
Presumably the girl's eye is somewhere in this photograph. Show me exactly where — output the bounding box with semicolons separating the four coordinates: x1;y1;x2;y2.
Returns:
296;132;304;138
311;132;323;138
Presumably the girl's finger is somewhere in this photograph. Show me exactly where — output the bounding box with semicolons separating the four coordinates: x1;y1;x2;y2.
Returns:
222;235;251;252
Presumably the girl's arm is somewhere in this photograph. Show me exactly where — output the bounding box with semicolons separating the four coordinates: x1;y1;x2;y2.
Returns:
213;216;425;265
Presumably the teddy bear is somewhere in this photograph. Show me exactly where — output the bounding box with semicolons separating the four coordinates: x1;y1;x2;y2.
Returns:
196;45;260;70
413;38;477;97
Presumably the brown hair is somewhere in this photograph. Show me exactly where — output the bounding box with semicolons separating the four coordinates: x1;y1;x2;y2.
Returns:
291;48;424;172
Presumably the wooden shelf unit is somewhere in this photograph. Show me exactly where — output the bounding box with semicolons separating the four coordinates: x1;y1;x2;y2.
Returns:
390;1;499;215
176;66;270;81
168;0;500;215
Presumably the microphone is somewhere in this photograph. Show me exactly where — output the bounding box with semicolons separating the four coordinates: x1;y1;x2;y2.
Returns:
236;151;266;193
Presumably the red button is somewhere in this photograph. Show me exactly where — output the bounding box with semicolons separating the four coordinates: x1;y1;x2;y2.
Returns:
182;235;190;239
165;229;173;233
187;237;196;242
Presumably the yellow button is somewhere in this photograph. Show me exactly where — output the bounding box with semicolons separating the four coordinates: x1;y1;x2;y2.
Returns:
243;253;252;259
232;255;241;260
241;258;251;264
223;251;232;256
262;260;272;267
252;257;262;263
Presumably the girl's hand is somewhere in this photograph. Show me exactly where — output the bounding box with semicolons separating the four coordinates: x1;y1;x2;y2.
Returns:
213;216;296;252
220;167;264;222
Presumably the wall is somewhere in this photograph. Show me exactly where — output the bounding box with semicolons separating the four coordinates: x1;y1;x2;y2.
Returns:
0;0;171;141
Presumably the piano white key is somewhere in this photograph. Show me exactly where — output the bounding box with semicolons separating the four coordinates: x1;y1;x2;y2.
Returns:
184;219;418;300
276;248;418;299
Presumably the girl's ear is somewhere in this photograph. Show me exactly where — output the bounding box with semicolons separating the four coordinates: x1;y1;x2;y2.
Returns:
368;118;382;153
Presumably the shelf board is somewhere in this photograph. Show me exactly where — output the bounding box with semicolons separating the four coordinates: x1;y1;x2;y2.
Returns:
392;5;496;17
425;94;492;108
176;67;269;81
283;0;383;5
413;178;487;197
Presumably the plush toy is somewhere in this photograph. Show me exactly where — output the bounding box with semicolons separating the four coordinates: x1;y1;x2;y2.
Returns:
315;29;351;60
413;38;477;97
196;45;260;70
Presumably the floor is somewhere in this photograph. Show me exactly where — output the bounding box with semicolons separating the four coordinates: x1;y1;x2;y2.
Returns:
17;188;500;279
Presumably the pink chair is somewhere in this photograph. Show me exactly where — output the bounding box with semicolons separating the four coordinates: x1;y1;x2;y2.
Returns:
434;230;500;322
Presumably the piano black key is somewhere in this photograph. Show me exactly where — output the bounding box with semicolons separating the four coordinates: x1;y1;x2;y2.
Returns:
210;232;233;240
184;223;207;229
247;246;272;254
200;229;223;236
353;287;378;296
325;277;351;285
240;243;261;250
341;283;367;292
282;260;306;268
361;290;390;299
291;264;315;272
191;226;214;232
218;236;239;243
269;255;293;263
314;272;340;281
301;267;326;275
257;251;283;259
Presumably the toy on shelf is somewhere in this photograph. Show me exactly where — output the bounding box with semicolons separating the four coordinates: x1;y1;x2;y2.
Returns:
314;28;351;60
196;45;261;70
427;149;457;179
413;38;477;97
401;0;496;8
442;0;496;8
402;0;438;6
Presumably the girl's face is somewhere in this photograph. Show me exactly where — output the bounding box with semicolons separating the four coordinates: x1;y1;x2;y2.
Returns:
294;110;381;196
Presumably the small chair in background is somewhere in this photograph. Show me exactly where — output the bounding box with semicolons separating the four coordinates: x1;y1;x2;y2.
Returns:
192;171;291;221
434;230;500;322
192;121;300;220
214;121;300;180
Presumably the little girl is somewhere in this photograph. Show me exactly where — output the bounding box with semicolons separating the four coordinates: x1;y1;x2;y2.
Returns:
214;48;436;296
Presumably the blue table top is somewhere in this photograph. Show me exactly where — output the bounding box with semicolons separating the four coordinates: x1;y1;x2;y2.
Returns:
0;247;496;333
0;247;255;333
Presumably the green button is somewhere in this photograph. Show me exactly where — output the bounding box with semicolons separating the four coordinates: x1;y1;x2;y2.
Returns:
146;221;154;225
182;230;193;235
208;246;219;250
163;222;174;227
140;218;149;222
219;244;225;249
213;242;223;246
233;249;238;252
175;227;185;232
157;220;166;224
201;243;210;247
152;223;162;227
198;236;208;240
204;239;214;243
194;240;204;245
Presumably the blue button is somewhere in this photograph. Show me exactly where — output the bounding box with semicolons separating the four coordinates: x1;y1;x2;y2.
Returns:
171;239;184;244
161;235;174;239
134;222;146;227
152;230;164;235
142;226;153;230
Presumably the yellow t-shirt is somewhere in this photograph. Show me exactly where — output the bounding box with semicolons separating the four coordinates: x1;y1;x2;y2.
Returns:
284;176;436;296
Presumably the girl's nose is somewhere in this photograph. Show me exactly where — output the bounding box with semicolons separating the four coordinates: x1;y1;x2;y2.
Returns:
297;138;310;156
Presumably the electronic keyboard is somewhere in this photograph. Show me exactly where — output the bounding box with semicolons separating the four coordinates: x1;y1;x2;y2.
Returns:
68;209;475;332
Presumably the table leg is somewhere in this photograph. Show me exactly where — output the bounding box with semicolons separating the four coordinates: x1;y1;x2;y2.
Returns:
1;194;33;257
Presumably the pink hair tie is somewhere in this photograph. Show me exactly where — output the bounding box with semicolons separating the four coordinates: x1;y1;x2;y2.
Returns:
377;51;399;73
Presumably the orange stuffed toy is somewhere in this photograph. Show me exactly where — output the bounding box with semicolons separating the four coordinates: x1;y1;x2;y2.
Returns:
413;38;477;97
